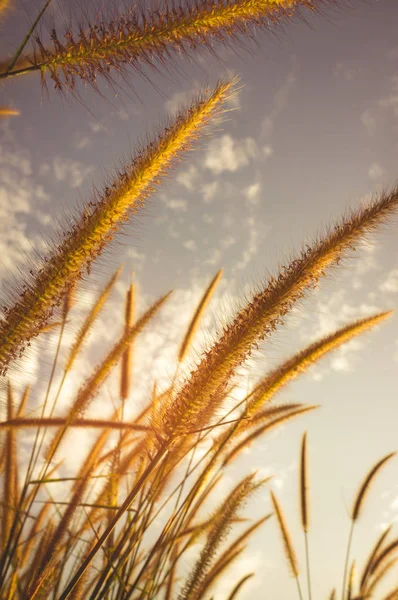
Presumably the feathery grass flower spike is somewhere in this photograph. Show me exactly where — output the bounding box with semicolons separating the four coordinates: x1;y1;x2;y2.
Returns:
243;310;394;420
120;278;135;400
300;432;312;600
0;107;19;117
271;490;304;600
0;0;331;93
164;184;398;441
177;474;264;600
0;0;10;17
0;76;238;376
359;526;392;593
178;269;223;363
342;452;396;600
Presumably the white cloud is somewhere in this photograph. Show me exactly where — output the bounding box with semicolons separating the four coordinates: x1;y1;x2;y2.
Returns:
161;196;188;212
221;235;236;248
262;145;273;158
223;213;235;229
235;218;259;271
368;162;385;181
261;66;296;139
330;354;354;373
243;182;262;205
205;247;221;266
74;136;91;150
125;246;146;270
361;109;377;135
377;73;398;120
201;181;220;204
176;165;198;191
294;287;387;376
349;240;381;289
334;62;358;81
380;94;398;116
0;140;52;273
362;72;398;135
165;89;192;115
380;268;398;293
49;157;94;188
203;134;258;174
203;212;214;224
89;121;106;133
183;239;197;251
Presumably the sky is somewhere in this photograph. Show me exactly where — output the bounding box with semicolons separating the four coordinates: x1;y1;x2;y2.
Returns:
1;0;398;598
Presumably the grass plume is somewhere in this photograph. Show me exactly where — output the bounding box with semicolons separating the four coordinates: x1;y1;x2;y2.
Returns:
359;526;392;593
162;184;398;441
342;452;396;600
270;490;304;600
226;573;254;600
178;269;223;363
64;266;121;373
120;280;135;400
177;474;264;600
0;107;19;117
243;309;394;419
1;0;332;92
0;77;237;376
300;432;312;600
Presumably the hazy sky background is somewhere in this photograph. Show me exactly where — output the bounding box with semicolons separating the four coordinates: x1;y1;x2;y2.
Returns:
1;0;398;597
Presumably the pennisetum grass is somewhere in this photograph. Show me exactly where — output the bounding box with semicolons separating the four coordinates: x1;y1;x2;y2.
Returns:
359;525;392;594
0;107;19;117
226;573;255;600
178;269;223;364
120;279;135;402
177;474;265;600
300;432;312;600
0;76;237;377
161;185;398;444
269;438;398;600
341;452;396;600
270;489;304;600
0;1;333;92
0;0;397;599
